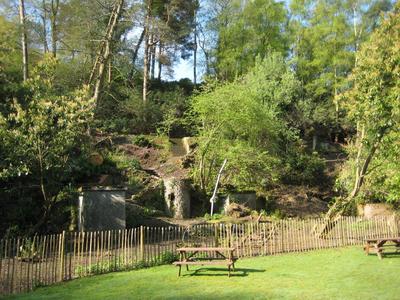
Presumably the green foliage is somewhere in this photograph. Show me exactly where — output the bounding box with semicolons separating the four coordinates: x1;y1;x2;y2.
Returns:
17;238;43;261
288;0;393;141
192;53;303;191
215;0;288;80
74;251;178;277
0;57;93;180
0;56;94;234
105;151;141;171
283;151;326;186
94;80;195;136
203;213;223;221
0;16;27;113
270;209;286;220
132;135;152;148
336;4;400;204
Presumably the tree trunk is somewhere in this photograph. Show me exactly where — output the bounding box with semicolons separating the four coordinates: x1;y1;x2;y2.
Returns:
352;5;360;68
108;59;112;83
318;128;383;237
142;0;152;103
130;28;145;76
157;42;162;80
19;0;28;81
92;0;124;105
312;133;317;151
150;36;155;80
193;11;197;85
41;0;48;53
334;66;339;142
50;0;59;57
210;159;227;216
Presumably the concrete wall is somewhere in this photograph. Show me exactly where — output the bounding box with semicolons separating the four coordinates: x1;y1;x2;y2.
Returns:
79;189;126;231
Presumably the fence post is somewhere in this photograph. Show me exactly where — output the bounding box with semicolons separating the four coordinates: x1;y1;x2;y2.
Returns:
214;224;219;247
140;226;144;262
59;231;65;282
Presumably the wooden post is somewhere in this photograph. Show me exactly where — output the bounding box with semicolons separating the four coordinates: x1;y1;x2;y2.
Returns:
10;238;16;294
0;239;3;292
95;231;100;273
59;231;65;281
27;238;32;291
214;224;219;247
140;226;144;262
107;230;111;272
47;235;53;284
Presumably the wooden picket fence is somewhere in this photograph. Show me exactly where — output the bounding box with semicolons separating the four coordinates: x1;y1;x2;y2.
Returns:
0;216;399;296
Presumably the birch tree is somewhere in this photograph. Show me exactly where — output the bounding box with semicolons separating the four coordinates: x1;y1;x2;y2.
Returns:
19;0;29;81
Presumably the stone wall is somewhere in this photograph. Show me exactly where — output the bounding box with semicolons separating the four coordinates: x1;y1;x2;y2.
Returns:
223;192;258;213
358;203;395;219
163;178;190;219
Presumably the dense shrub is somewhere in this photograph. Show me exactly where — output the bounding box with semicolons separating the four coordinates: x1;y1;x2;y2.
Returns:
283;152;326;186
192;53;309;192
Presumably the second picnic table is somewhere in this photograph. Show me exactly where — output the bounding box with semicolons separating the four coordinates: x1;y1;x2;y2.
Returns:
364;237;400;259
173;247;237;277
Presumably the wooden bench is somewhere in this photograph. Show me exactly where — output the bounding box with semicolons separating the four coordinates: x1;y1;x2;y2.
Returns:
364;237;400;259
173;247;237;277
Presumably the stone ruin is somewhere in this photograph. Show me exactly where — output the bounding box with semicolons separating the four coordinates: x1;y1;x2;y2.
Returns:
163;177;191;219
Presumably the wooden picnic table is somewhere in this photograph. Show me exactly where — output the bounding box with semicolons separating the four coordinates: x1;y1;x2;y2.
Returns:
364;237;400;259
173;247;237;277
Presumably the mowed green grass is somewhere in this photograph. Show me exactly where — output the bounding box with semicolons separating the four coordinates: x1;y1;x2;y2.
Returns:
6;247;400;300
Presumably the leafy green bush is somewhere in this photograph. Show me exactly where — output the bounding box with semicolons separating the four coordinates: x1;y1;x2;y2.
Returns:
203;213;223;221
192;53;301;192
132;135;152;148
270;209;286;219
0;56;93;234
283;152;326;186
157;251;179;264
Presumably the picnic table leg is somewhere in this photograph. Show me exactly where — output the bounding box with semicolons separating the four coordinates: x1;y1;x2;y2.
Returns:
228;264;231;277
184;252;189;271
394;241;400;252
178;251;182;276
229;251;235;272
364;243;370;255
375;241;384;259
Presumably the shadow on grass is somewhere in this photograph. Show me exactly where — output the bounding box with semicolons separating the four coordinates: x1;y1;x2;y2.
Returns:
380;253;400;259
182;267;265;277
366;251;400;259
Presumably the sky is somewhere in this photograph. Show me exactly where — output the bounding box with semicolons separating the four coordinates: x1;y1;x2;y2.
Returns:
173;58;195;81
127;27;200;83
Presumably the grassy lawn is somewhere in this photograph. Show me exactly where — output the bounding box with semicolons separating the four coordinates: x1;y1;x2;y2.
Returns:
6;247;400;300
